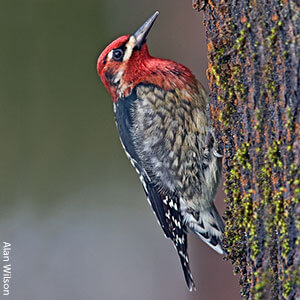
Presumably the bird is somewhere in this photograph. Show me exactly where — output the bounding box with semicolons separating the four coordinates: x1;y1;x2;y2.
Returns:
96;11;224;291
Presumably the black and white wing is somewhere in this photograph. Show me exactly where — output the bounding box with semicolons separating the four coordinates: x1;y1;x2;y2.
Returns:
114;90;195;290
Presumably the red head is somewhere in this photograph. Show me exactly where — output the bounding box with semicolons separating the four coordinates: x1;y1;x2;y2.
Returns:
97;12;199;102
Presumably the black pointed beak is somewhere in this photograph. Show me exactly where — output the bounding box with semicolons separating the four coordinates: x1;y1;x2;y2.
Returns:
133;11;159;49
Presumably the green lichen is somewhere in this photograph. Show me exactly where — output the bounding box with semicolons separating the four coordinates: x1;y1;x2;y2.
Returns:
285;106;294;129
254;108;262;131
259;163;272;206
272;188;291;257
236;142;252;170
264;61;278;97
258;140;293;258
224;141;256;266
253;268;272;299
267;26;278;46
267;140;283;168
282;267;300;299
210;66;221;86
235;28;248;53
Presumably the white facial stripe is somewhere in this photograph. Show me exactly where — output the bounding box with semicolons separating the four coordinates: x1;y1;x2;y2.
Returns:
113;69;124;84
123;36;136;61
108;50;113;59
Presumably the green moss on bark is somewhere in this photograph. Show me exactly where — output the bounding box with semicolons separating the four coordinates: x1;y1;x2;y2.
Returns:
196;0;300;298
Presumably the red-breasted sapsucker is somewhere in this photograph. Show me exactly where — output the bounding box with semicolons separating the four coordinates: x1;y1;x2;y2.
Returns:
97;11;224;291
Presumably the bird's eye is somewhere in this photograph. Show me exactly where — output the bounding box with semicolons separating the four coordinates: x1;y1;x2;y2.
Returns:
112;49;124;61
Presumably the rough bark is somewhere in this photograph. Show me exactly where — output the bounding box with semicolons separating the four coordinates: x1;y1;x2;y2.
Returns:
193;0;300;299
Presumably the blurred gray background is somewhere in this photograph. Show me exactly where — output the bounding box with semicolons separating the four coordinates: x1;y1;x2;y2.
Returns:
0;0;241;299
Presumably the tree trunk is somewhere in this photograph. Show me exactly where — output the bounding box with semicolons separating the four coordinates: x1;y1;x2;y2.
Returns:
193;0;300;299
